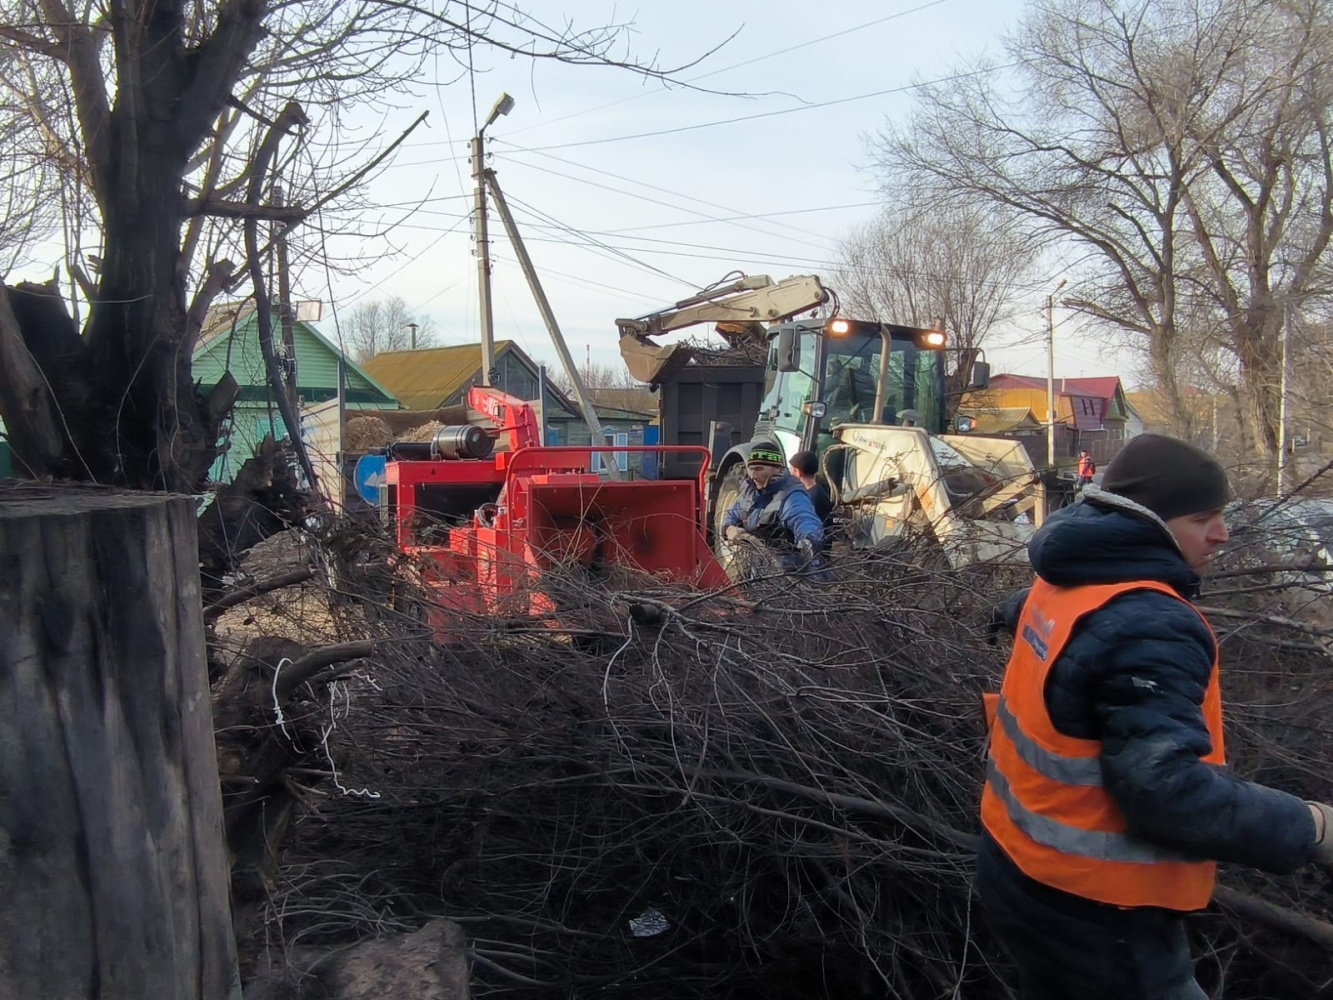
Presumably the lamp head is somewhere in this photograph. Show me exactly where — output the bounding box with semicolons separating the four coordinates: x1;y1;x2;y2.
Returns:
484;92;515;130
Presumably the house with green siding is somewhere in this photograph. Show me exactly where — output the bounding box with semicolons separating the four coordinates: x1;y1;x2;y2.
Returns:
194;300;399;483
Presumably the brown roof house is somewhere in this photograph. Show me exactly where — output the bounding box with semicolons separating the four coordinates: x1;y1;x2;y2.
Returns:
362;340;587;442
959;374;1133;468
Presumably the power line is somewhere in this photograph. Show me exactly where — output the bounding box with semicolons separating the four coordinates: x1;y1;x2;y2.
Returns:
502;193;698;288
593;202;882;236
490;253;678;303
491;63;1014;154
493;141;851;245
337;212;473;312
507;224;1086;296
500;0;953;138
493;150;841;255
387;58;1011;162
386;198;880;236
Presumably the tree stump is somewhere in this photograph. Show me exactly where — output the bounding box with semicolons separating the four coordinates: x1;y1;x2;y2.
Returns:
0;483;238;999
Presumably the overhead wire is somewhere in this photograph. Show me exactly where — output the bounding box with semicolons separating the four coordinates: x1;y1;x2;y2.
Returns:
591;202;883;236
328;2;1133;337
479;6;1216;154
336;212;473;312
489;253;678;303
492;140;851;246
387;59;1013;162
499;0;955;139
501;191;698;288
491;148;842;255
488;62;1017;155
528;234;1073;297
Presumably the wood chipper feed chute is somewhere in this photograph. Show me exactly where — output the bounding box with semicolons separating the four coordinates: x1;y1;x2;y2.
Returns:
385;438;729;640
502;447;730;591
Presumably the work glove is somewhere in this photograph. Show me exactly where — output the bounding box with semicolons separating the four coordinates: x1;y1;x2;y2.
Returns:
1308;802;1333;865
724;525;747;542
796;537;816;564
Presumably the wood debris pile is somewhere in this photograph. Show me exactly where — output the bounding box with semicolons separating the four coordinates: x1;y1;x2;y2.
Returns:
211;525;1333;999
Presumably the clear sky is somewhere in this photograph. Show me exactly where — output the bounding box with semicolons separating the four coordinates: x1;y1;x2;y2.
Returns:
61;0;1138;385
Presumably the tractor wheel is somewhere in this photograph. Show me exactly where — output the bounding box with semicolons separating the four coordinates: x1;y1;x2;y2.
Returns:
713;462;748;581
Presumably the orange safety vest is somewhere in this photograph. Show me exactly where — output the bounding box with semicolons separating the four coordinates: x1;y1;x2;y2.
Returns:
1078;455;1095;478
981;578;1225;911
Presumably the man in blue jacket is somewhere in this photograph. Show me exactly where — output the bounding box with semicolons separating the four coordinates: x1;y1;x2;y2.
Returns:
979;434;1333;999
721;438;824;577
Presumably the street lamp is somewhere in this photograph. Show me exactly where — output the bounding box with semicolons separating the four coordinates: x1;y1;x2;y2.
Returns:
474;93;515;386
484;92;515;131
1047;279;1068;470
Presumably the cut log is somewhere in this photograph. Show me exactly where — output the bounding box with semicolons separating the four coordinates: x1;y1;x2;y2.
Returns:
0;482;239;999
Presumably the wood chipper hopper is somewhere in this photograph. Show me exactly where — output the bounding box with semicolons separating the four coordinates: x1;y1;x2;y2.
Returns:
382;386;728;640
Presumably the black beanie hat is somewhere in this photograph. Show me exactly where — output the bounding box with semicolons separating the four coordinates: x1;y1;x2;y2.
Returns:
748;438;785;467
1100;434;1232;521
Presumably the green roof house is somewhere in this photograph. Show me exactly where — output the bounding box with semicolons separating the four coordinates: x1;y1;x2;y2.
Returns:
194;299;399;483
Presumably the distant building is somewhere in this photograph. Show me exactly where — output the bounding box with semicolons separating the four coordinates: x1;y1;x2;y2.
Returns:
194;299;400;484
959;374;1133;467
586;402;656;476
362;340;585;442
959;406;1045;437
362;341;655;473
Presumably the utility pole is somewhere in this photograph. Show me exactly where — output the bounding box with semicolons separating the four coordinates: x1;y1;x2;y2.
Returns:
472;93;514;387
537;364;549;446
486;170;621;479
1046;279;1067;469
273;183;298;412
1278;301;1292;494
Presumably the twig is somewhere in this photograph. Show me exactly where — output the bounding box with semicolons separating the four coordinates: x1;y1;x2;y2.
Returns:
1213;884;1333;950
205;566;316;619
276;640;380;700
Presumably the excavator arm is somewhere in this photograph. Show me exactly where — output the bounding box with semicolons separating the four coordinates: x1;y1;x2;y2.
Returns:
616;274;829;385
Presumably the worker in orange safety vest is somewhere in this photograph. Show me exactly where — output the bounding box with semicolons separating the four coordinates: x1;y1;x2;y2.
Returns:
1076;450;1096;485
978;434;1333;1000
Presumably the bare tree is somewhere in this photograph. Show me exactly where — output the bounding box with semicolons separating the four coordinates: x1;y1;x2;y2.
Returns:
874;0;1333;463
0;1;720;490
547;357;651;411
342;297;437;362
837;199;1039;391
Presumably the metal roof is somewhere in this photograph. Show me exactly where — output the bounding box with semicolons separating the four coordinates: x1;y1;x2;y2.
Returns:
963;406;1043;435
362;340;521;411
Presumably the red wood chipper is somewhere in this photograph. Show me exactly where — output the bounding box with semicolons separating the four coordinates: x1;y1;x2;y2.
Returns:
381;385;729;640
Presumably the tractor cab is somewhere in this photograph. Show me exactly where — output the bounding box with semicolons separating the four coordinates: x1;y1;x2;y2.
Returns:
752;318;952;466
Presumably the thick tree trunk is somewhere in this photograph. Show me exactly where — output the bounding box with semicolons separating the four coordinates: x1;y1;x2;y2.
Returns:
1234;319;1281;460
0;482;238;999
1148;330;1196;440
91;133;210;491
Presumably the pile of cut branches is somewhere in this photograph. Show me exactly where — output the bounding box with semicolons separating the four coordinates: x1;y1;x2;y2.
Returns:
214;527;1333;999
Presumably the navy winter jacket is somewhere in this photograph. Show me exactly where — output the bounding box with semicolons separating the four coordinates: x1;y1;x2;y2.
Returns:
991;494;1317;875
721;472;824;550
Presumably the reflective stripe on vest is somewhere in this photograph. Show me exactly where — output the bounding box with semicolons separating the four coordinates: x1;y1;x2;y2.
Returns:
980;578;1225;911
